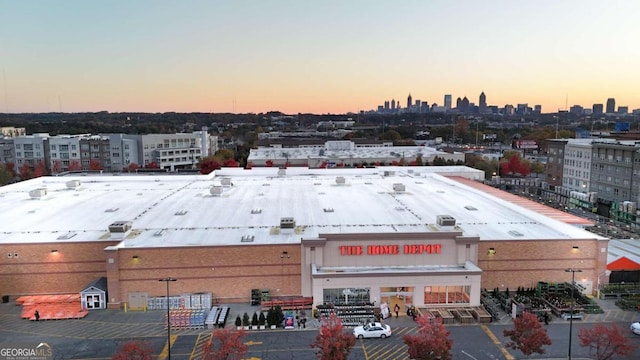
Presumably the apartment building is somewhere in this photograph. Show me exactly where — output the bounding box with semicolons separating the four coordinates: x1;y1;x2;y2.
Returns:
3;131;214;174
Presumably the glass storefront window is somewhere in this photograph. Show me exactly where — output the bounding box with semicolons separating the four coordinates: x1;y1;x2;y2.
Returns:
424;285;470;305
323;288;370;305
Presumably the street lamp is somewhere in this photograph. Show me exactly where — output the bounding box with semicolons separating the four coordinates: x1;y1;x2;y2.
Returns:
597;270;612;299
159;277;177;359
565;268;582;360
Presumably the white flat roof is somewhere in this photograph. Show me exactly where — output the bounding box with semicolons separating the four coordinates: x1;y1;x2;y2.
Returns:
0;166;603;248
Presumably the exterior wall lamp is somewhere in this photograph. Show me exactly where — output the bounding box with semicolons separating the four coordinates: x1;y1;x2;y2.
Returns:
487;248;496;255
51;249;58;253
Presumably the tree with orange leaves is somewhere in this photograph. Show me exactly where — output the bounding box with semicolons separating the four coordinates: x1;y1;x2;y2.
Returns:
310;313;356;360
112;340;153;360
201;328;247;360
402;315;453;360
503;312;551;356
578;324;634;360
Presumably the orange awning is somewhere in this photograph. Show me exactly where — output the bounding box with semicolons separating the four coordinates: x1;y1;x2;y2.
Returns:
607;256;640;271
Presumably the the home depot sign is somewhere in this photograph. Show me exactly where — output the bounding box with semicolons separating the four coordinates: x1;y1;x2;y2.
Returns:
339;244;442;256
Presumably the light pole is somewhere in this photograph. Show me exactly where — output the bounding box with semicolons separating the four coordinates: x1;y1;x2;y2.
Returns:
280;251;290;294
596;270;612;299
159;277;177;359
565;268;582;360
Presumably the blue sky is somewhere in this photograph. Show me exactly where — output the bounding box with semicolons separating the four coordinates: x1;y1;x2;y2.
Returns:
1;0;638;114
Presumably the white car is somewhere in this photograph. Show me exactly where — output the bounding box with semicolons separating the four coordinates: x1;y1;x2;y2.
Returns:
631;322;640;335
353;322;392;339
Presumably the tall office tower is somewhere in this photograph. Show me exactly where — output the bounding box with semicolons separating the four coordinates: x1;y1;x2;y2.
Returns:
534;104;542;114
606;98;615;114
420;101;428;113
456;97;462;110
391;99;396;111
516;103;529;115
569;105;584;114
479;92;487;113
461;97;470;113
407;94;412;109
384;101;390;111
444;94;452;111
618;106;628;114
592;104;603;114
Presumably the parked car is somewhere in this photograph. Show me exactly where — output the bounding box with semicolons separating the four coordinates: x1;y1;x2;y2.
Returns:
353;322;392;339
631;321;640;335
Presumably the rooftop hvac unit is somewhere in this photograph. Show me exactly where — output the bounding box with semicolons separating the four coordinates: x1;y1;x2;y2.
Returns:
280;217;296;229
108;221;132;233
278;168;286;176
335;176;345;185
209;185;223;196
29;188;47;199
383;171;395;177
393;183;405;192
65;180;81;189
220;178;231;186
436;215;456;227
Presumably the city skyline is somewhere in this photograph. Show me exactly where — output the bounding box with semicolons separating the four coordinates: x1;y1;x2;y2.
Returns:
2;0;639;115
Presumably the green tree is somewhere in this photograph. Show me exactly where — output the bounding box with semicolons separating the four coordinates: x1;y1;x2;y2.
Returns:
381;130;401;141
0;164;14;185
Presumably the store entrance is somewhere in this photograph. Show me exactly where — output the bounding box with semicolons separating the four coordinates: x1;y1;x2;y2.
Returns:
380;287;413;317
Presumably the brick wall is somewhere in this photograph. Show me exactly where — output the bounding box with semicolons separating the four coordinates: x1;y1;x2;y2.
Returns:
478;239;606;291
112;244;301;304
0;241;119;298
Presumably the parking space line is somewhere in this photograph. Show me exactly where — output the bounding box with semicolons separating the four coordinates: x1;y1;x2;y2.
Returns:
480;324;514;360
190;333;209;359
157;334;178;360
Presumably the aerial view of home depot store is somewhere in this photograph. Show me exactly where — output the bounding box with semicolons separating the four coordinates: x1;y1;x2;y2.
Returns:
0;166;604;321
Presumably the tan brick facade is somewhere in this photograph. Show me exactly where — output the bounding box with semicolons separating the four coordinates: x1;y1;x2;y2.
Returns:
477;238;608;292
0;241;118;298
1;237;607;307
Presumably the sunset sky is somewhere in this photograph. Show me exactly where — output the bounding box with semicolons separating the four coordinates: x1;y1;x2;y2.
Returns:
1;0;639;115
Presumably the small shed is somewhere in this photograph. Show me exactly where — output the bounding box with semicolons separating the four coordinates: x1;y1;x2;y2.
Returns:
80;277;107;310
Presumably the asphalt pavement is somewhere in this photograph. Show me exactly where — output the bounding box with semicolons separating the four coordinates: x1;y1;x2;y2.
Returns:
0;297;638;360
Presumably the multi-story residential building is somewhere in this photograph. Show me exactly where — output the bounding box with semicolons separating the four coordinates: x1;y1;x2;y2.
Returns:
48;135;82;173
140;131;210;171
0;138;14;164
590;141;638;205
79;135;111;172
13;134;49;171
7;130;214;174
100;134;142;172
545;139;568;187
563;139;594;191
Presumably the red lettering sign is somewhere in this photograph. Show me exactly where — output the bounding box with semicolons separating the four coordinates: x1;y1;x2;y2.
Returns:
367;245;399;255
340;246;363;256
340;244;442;255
